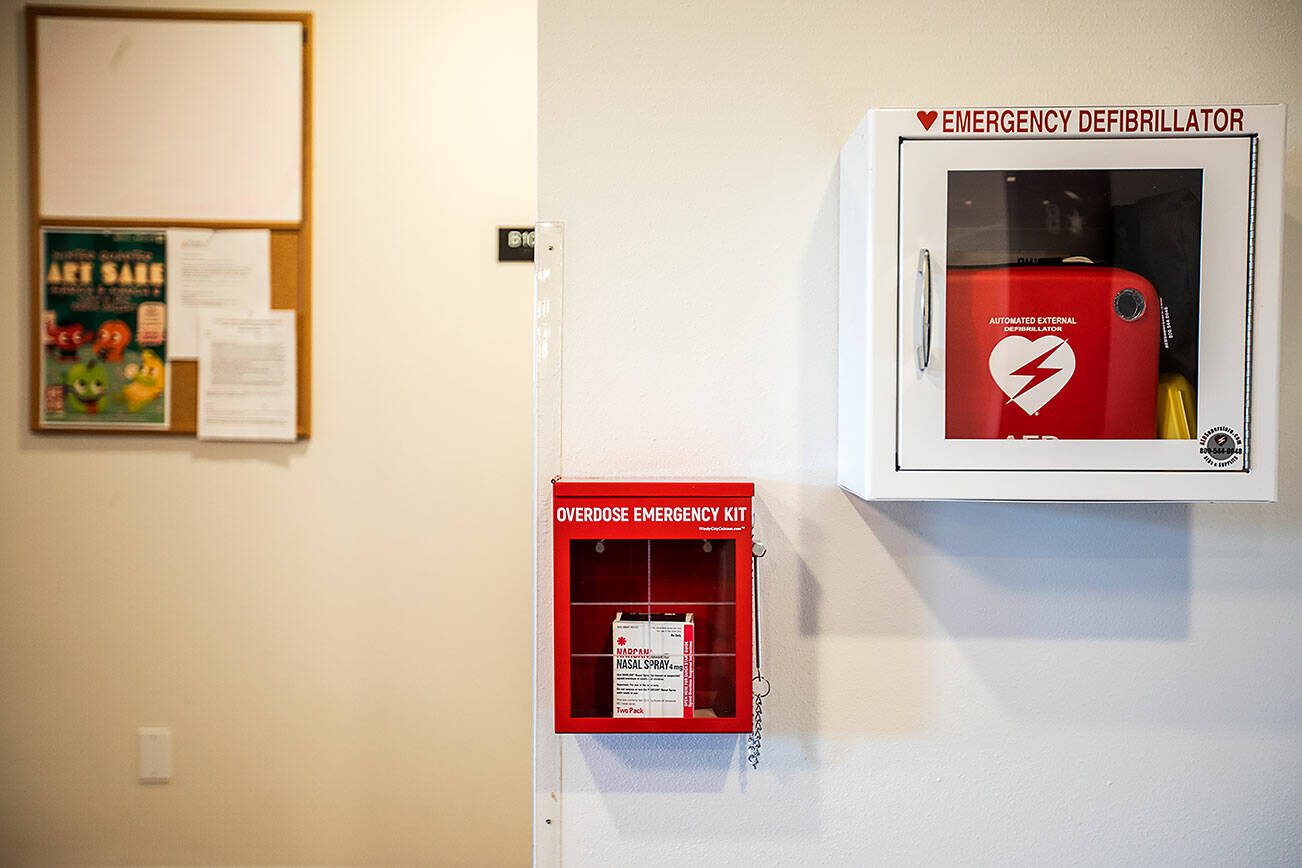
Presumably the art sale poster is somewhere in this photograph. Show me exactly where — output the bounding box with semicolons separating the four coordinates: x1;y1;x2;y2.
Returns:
41;228;169;429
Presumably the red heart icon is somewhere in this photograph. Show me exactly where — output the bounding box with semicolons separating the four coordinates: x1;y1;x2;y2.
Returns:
917;110;938;130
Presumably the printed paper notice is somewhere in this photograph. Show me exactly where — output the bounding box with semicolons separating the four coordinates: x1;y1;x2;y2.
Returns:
198;311;296;442
167;229;271;359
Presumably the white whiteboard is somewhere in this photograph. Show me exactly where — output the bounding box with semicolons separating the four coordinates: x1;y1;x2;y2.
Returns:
37;16;303;222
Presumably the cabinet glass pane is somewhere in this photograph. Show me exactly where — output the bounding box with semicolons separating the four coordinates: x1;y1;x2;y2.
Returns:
567;538;737;719
946;169;1202;441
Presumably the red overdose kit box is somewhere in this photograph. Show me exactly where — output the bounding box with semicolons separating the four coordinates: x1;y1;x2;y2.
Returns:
612;612;694;719
552;480;754;734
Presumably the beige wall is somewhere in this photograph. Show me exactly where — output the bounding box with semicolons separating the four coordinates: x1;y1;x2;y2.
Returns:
0;1;535;865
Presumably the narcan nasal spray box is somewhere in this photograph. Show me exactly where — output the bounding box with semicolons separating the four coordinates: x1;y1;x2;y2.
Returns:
612;612;694;718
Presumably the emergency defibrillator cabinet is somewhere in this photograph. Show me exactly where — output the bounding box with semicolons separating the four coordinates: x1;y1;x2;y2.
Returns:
552;480;754;733
839;104;1286;501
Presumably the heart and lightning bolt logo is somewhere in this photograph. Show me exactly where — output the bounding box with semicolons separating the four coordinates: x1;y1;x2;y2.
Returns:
988;336;1076;415
1008;344;1067;399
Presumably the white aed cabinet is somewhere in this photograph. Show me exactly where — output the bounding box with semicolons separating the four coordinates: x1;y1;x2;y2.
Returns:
838;105;1285;501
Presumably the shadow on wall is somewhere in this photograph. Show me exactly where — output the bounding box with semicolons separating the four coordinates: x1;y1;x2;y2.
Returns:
571;731;820;838
572;733;739;796
573;732;740;795
852;499;1192;640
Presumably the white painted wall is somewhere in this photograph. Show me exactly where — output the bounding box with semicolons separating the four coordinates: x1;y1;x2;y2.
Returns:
536;1;1302;864
0;1;535;864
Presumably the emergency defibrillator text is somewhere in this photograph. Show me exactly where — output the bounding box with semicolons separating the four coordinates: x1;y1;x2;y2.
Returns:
940;107;1244;135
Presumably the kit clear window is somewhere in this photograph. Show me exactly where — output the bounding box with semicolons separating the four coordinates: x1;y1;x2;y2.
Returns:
566;539;737;721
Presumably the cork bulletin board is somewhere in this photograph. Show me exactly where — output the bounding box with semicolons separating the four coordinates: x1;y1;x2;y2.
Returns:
27;6;313;435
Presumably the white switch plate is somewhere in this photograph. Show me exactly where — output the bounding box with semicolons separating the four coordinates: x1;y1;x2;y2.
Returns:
137;727;172;784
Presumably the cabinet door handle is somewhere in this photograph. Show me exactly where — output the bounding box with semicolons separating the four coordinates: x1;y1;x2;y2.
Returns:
915;248;932;371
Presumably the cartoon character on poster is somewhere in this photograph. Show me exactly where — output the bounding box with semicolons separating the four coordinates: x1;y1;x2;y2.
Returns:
40;229;169;428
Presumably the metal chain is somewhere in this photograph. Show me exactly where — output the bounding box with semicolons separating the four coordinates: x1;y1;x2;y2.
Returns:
748;541;769;770
747;692;763;769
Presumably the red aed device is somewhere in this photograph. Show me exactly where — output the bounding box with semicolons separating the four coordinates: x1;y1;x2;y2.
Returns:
553;480;754;734
945;266;1160;439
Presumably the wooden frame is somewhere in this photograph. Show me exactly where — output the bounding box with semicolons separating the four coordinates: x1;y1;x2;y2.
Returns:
26;5;313;436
